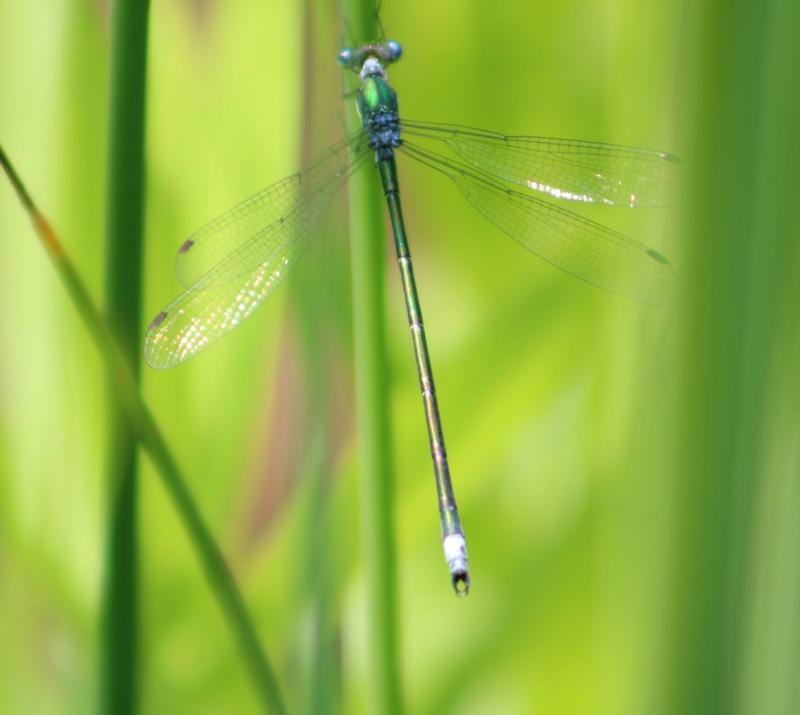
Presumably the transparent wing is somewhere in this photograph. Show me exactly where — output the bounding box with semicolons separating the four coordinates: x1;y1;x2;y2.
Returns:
401;141;673;303
402;120;679;208
175;132;363;288
144;137;370;369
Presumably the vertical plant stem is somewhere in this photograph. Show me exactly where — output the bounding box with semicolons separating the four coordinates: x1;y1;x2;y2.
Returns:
100;1;150;713
670;0;800;712
340;1;403;713
298;1;343;712
0;145;288;715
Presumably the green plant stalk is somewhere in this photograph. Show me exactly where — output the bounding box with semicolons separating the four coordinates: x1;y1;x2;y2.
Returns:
297;1;342;711
671;0;800;712
340;1;403;713
100;1;150;711
0;146;288;715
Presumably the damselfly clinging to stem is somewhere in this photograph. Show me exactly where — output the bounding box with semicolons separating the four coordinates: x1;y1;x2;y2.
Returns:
144;40;678;596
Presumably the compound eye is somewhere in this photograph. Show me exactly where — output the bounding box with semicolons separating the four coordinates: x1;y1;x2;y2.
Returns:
337;48;354;67
386;40;402;61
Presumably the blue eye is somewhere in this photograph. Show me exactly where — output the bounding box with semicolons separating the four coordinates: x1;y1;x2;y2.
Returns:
387;40;402;61
337;48;353;67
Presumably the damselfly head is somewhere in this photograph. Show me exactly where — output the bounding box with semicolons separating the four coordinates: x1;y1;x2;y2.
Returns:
337;40;403;72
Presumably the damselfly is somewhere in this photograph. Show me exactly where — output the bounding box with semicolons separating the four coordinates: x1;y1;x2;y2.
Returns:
144;41;678;595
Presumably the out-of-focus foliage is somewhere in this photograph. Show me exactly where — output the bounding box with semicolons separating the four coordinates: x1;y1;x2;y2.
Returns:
0;1;797;714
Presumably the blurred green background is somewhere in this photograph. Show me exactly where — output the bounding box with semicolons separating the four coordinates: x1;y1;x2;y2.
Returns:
1;1;798;714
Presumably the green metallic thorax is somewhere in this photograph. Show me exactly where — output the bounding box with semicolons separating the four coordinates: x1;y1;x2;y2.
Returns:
356;73;402;161
357;75;398;119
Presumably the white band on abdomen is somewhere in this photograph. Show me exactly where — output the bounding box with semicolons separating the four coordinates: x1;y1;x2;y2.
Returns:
443;534;468;567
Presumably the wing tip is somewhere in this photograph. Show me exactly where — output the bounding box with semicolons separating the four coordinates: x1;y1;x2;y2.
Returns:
646;248;670;266
147;310;169;331
143;311;172;370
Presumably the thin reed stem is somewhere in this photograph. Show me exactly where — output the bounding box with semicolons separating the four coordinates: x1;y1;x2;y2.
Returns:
99;1;150;711
297;1;343;712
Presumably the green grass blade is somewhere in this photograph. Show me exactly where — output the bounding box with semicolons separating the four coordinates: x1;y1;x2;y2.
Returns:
670;0;800;712
99;1;151;712
297;2;345;712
